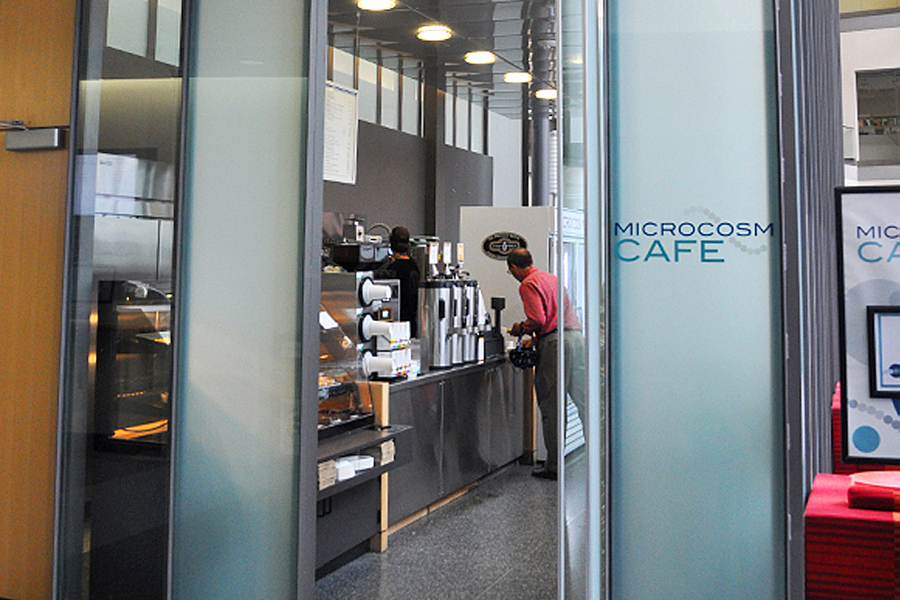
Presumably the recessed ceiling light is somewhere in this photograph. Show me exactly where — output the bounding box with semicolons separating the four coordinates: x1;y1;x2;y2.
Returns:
503;71;532;83
465;51;496;65
417;24;452;42
358;0;396;9
534;88;557;99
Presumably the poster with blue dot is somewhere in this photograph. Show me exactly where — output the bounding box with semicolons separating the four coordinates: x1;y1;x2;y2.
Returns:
838;187;900;463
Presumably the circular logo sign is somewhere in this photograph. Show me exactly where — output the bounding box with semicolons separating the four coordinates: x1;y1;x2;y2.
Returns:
481;232;527;260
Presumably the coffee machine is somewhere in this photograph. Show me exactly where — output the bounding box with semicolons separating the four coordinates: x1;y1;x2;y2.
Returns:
420;279;453;369
417;240;493;369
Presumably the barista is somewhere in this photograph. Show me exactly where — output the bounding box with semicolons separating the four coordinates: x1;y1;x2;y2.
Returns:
377;226;420;337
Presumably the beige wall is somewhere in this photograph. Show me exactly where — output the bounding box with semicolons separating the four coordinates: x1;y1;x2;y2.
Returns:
0;0;74;597
841;0;900;12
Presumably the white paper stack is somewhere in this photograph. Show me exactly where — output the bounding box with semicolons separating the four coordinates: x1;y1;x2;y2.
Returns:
362;439;396;466
317;460;336;490
380;440;395;465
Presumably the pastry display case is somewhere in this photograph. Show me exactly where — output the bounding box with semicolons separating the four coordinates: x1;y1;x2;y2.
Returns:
94;280;171;453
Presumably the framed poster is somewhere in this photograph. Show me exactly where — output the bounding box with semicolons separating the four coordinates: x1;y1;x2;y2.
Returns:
837;186;900;463
868;306;900;397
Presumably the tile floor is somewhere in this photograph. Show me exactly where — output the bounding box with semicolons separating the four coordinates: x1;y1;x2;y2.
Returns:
315;462;559;600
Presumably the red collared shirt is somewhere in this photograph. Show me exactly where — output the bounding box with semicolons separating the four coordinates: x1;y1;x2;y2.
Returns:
518;267;582;337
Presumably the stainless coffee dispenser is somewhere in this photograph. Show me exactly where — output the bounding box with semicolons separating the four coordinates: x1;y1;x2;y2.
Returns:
449;279;465;365
420;279;453;368
462;279;478;363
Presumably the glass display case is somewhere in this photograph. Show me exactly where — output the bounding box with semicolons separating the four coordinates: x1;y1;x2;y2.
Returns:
94;280;171;453
318;272;374;438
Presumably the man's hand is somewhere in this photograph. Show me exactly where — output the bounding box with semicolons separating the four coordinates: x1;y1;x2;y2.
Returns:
510;321;523;336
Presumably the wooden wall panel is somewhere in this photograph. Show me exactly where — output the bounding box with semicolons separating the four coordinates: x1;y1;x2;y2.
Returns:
0;0;75;598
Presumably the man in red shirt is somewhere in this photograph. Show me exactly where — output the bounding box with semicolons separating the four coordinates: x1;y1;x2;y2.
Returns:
507;247;585;480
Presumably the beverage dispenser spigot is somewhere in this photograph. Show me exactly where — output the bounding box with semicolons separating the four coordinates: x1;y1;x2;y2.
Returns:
428;242;441;278
443;241;453;275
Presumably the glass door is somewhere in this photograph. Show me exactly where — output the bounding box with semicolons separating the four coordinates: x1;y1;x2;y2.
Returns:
56;0;185;596
558;0;606;595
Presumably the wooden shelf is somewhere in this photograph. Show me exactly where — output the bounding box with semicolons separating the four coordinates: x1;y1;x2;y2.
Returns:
317;424;411;501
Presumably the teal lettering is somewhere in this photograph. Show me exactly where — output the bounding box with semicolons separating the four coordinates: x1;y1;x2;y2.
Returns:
888;242;900;262
615;239;640;261
700;240;725;263
858;241;882;263
674;240;697;262
644;240;671;262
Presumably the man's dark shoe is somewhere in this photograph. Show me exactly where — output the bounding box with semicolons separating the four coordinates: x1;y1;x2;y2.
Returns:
531;466;557;480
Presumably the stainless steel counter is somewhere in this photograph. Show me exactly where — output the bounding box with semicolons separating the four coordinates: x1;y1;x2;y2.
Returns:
390;355;508;389
386;357;524;524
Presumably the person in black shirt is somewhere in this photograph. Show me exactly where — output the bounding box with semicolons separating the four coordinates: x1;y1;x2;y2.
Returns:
378;226;420;337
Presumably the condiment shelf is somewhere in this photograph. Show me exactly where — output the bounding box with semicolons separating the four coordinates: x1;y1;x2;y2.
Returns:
317;424;411;500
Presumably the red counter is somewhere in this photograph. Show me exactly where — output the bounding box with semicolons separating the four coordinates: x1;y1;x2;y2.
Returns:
805;473;900;599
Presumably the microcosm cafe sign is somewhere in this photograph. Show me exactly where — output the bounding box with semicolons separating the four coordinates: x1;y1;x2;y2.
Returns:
613;211;775;264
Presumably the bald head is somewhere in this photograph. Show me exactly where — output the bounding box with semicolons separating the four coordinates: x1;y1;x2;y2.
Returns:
506;247;533;270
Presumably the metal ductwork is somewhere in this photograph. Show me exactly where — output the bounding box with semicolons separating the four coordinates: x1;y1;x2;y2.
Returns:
525;0;556;207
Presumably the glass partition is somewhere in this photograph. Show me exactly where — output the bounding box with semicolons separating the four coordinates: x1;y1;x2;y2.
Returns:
57;0;185;596
170;0;312;596
607;0;785;598
559;0;606;595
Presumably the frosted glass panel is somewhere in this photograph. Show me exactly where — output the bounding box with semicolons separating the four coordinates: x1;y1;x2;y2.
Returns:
456;92;468;150
608;1;784;599
173;0;307;597
358;56;377;123
488;111;522;207
155;0;181;66
471;97;483;154
401;66;420;136
445;89;455;145
333;45;354;90
381;60;399;130
107;0;149;56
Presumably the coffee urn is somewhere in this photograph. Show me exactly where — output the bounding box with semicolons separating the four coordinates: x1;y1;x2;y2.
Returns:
462;280;478;363
450;280;465;365
420;280;453;368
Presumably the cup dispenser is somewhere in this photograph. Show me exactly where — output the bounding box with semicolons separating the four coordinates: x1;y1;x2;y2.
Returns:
319;271;396;437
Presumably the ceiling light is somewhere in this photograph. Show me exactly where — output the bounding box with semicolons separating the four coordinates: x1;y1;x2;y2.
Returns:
358;0;396;9
534;88;557;99
417;24;452;42
504;71;532;84
465;51;496;65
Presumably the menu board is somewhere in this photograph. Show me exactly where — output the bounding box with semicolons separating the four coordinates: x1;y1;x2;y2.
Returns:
838;186;900;463
323;81;358;185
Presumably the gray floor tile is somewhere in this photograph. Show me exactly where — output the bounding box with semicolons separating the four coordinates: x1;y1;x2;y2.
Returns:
315;463;559;600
